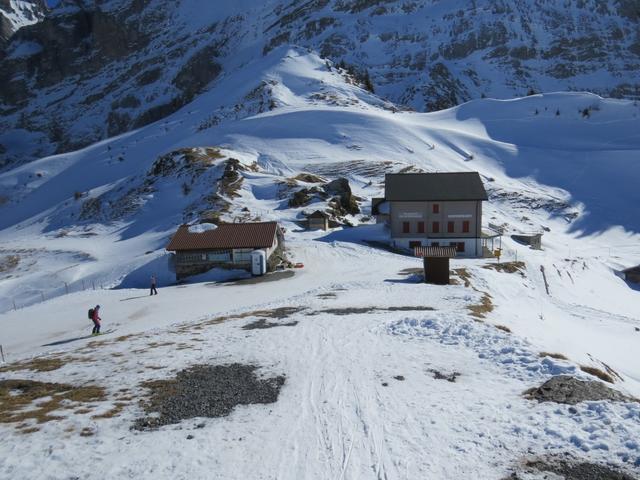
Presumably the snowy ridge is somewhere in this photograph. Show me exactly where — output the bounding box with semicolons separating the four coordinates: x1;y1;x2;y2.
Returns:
1;0;639;168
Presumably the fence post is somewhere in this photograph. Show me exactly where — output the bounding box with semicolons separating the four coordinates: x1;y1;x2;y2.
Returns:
0;345;4;363
65;282;69;294
12;299;17;311
82;280;85;291
92;281;95;291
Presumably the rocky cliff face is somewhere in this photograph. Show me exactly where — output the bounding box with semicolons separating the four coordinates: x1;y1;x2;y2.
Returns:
0;0;46;48
0;0;638;170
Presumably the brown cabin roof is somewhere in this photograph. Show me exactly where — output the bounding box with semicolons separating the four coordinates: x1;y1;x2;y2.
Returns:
166;222;278;251
414;246;457;258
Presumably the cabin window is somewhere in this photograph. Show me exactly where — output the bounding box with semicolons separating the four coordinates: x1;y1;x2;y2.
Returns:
432;204;439;214
233;249;253;263
432;221;440;233
417;221;425;233
456;242;465;253
409;241;421;249
402;222;410;233
448;221;455;233
207;250;232;262
462;221;470;233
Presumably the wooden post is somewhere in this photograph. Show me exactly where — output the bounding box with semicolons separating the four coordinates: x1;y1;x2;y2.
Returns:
13;299;17;311
41;292;45;302
65;282;69;294
0;345;4;363
92;280;95;291
82;280;85;290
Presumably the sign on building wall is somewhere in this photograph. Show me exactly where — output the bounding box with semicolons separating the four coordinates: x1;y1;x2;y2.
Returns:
399;212;424;218
447;214;472;218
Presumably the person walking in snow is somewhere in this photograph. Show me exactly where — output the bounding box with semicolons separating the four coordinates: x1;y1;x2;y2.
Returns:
91;305;102;335
150;275;158;296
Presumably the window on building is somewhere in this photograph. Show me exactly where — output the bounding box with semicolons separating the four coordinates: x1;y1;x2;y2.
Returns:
233;249;253;263
409;241;421;249
402;222;410;233
432;204;439;214
432;221;440;233
456;242;465;253
207;250;231;262
417;221;425;233
462;221;470;233
431;242;439;247
448;221;455;233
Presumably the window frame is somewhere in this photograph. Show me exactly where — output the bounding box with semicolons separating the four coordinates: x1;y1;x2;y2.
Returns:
417;221;425;234
432;204;440;214
447;221;455;233
432;221;440;233
402;221;410;233
462;220;470;233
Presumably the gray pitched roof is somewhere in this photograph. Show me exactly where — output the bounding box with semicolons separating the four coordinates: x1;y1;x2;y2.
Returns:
385;172;488;201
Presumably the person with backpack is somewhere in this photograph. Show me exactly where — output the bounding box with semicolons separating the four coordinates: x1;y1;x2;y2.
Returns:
89;305;102;335
150;275;158;296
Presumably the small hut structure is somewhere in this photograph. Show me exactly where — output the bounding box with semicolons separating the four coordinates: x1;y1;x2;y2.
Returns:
307;210;330;231
414;246;457;285
620;265;640;284
512;233;542;250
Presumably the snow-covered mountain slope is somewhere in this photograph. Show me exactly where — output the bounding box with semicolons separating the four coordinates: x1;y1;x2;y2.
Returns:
0;0;45;47
1;48;639;310
1;49;640;479
1;0;639;168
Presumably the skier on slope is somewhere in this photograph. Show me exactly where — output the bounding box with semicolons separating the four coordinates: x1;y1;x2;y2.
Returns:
91;305;102;335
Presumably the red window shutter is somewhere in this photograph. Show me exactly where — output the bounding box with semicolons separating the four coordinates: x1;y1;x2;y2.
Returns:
462;221;470;233
433;204;439;214
417;221;425;233
432;221;439;233
448;221;455;233
402;222;410;233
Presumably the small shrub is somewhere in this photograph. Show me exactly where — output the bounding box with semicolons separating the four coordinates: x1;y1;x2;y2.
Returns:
580;365;614;384
539;352;569;360
74;191;84;200
495;325;511;333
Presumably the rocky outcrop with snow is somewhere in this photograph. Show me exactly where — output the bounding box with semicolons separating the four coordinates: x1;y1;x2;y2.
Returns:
0;0;46;48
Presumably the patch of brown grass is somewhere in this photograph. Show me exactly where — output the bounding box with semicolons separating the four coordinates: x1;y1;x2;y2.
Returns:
92;402;127;419
483;261;526;276
580;365;615;384
0;357;65;373
495;324;512;333
18;427;40;435
0;254;20;273
0;379;106;426
539;352;569;360
467;292;494;319
292;173;325;183
80;427;95;437
114;334;136;342
146;341;175;349
452;268;472;288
